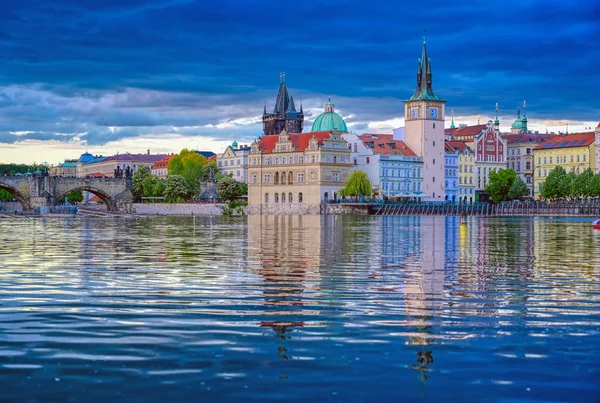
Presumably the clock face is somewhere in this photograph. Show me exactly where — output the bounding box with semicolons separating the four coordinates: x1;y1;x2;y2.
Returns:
429;107;438;119
411;108;419;119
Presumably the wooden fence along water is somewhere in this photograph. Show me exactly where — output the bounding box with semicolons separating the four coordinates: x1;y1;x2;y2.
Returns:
371;201;600;217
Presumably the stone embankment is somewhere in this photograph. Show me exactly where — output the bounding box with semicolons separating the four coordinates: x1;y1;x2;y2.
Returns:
132;203;228;216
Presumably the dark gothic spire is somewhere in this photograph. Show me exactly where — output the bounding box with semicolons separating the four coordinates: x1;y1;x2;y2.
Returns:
299;101;303;114
274;72;290;114
407;31;443;102
287;95;297;113
263;101;267;116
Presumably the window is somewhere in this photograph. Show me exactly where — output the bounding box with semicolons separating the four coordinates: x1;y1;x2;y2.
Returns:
550;157;553;164
274;193;279;203
583;155;587;162
544;157;546;164
571;155;574;162
333;173;339;182
236;170;240;177
577;155;580;162
252;174;257;183
366;157;370;164
288;172;293;184
281;193;286;203
433;141;435;147
353;158;357;165
265;193;269;204
297;173;304;182
526;162;531;170
353;143;357;152
433;176;435;183
264;174;270;183
433;159;435;165
289;193;293;203
298;192;303;203
526;148;531;155
526;176;531;184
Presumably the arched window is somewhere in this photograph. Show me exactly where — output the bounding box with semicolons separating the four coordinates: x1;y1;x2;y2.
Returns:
281;192;286;203
298;192;303;203
274;193;279;203
288;171;293;184
274;172;279;184
265;193;269;204
324;192;329;201
281;171;286;185
289;192;293;203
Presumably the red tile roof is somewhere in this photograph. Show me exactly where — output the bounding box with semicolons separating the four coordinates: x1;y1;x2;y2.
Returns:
597;122;600;128
358;133;416;156
445;141;471;153
208;155;217;161
502;133;555;145
445;124;487;137
256;131;333;153
533;132;594;151
151;155;174;170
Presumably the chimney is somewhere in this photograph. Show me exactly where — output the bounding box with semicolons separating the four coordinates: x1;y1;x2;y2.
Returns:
147;149;150;155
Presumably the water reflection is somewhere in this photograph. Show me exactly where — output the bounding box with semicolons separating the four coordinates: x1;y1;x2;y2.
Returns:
0;216;598;401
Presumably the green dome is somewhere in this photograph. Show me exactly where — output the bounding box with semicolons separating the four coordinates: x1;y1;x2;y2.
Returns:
310;97;348;132
511;118;523;129
232;140;238;148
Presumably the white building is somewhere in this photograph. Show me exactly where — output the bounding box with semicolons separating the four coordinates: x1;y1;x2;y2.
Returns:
342;133;423;198
595;122;600;174
444;142;459;202
217;141;251;183
403;37;446;201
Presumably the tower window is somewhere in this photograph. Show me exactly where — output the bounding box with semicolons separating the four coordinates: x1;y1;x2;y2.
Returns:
433;123;436;129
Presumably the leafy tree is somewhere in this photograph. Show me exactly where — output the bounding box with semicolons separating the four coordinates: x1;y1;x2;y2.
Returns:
0;189;15;201
203;160;219;181
571;168;594;198
559;171;576;199
339;170;372;197
589;173;600;198
60;190;83;204
142;175;166;198
164;175;189;202
132;165;152;201
508;176;529;200
168;149;208;195
237;181;248;196
485;168;516;203
216;175;242;201
541;166;567;200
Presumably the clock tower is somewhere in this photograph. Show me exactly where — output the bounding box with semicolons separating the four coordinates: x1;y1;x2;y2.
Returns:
403;34;446;201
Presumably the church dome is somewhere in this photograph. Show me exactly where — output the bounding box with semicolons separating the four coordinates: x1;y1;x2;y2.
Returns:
511;118;523;129
232;140;238;148
311;98;347;132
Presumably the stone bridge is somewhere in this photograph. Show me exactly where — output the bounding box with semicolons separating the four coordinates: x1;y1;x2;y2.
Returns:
0;175;134;212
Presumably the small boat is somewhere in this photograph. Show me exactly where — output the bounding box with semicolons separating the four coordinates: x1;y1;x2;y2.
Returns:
593;219;600;230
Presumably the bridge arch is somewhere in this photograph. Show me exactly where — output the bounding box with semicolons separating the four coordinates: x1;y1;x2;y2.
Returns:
56;186;117;211
0;183;30;210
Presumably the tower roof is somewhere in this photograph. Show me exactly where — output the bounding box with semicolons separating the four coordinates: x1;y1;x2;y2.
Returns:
407;33;444;102
274;76;290;114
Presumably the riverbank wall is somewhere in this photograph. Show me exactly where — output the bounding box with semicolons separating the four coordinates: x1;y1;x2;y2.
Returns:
133;203;226;216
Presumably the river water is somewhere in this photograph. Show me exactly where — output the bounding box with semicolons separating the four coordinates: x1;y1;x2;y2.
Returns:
0;216;598;402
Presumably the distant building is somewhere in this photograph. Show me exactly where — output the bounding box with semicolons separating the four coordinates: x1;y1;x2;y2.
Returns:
50;159;77;176
453;142;475;202
503;133;554;197
247;130;351;213
444;142;459;202
594;122;600;173
342;133;423;198
77;151;167;178
509;101;529;134
533;131;595;198
262;74;304;135
217;141;251;183
151;155;174;179
195;150;216;160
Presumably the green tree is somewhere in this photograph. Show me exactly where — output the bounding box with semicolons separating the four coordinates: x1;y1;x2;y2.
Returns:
237;181;248;196
60;190;83;204
507;176;529;200
216;175;241;201
589;173;600;198
142;175;166;198
559;171;575;199
571;168;594;198
164;175;189;202
541;166;567;200
0;189;15;201
168;149;208;195
485;168;516;203
132;165;152;201
339;170;372;197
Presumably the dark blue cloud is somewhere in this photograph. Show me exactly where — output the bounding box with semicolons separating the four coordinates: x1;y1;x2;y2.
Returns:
0;0;598;146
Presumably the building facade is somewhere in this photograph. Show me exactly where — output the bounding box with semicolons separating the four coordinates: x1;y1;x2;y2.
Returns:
262;74;304;135
403;37;446;201
594;123;600;173
247;130;351;214
533;132;595;198
50;160;78;176
342;133;423;198
444;143;459;202
77;152;167;178
503;133;554;197
473;121;507;191
217;141;251;183
451;142;474;202
151;155;173;179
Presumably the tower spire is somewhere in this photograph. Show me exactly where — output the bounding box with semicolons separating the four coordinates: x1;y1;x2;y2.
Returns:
263;101;267;116
521;100;528;133
450;109;455;129
494;102;500;126
408;31;442;101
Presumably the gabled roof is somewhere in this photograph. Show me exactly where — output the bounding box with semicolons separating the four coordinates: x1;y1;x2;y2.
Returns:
256;131;334;154
533;132;594;151
445;124;487;137
358;133;417;156
445;141;471;153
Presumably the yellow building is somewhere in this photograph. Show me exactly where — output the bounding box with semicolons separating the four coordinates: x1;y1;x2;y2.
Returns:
452;142;475;202
533;132;595;198
247;130;351;214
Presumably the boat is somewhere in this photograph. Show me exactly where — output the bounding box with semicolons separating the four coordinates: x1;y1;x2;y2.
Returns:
593;219;600;230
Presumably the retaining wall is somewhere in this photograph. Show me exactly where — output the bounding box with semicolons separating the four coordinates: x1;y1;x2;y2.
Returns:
133;203;226;216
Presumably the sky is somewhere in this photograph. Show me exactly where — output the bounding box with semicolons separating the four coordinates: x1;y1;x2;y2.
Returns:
0;0;598;164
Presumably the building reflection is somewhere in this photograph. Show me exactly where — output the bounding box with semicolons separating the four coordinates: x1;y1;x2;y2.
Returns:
247;215;342;361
